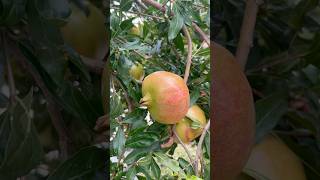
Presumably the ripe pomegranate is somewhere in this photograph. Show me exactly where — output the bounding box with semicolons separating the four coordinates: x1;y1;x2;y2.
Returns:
129;63;145;81
240;134;306;180
212;42;255;180
61;1;108;60
140;71;189;124
174;105;207;143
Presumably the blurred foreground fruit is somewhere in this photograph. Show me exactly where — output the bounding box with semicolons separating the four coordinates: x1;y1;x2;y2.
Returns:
175;105;207;143
212;42;255;180
61;1;108;60
241;134;306;180
129;63;145;81
140;71;189;124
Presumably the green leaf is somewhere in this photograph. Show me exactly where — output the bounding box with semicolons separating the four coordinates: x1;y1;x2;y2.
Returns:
150;157;161;179
110;93;124;120
0;0;27;25
113;126;126;154
153;152;186;178
26;0;67;86
186;175;203;180
168;4;185;40
48;146;106;180
204;133;210;158
126;132;159;148
136;165;152;180
0;93;8;108
255;93;288;143
0;89;43;179
178;157;194;175
126;166;137;180
124;149;147;164
120;0;133;11
190;88;200;106
173;33;185;53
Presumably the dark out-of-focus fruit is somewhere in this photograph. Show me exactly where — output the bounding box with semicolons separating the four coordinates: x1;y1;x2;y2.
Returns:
61;2;108;60
212;42;255;180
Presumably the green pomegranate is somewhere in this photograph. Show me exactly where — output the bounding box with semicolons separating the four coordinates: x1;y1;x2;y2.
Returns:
140;71;190;124
174;105;207;143
129;63;145;81
61;1;108;60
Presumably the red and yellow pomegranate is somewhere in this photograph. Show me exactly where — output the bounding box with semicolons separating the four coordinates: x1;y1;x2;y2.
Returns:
140;71;189;124
174;105;207;143
212;42;255;180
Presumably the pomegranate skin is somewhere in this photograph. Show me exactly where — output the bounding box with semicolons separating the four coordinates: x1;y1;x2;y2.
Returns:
174;105;207;143
212;42;255;180
141;71;190;124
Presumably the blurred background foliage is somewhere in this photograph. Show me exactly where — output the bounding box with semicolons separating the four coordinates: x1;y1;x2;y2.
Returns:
110;0;210;179
213;0;320;179
0;0;108;179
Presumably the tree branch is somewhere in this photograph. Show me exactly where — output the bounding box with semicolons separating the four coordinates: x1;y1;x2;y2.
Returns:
172;125;196;171
18;49;72;160
192;23;210;45
235;0;263;70
195;120;210;176
182;26;192;83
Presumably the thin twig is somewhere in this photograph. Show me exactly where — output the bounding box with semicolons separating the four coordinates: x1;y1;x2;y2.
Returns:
172;125;195;171
235;0;263;70
182;26;192;83
112;75;134;112
195;120;210;176
192;23;210;45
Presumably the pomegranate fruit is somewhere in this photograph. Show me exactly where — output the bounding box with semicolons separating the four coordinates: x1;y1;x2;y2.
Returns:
241;134;306;180
61;1;108;60
129;63;144;81
174;105;207;144
140;71;189;124
212;42;255;180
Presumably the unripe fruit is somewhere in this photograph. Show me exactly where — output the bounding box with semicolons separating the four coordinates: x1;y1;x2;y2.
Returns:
129;63;144;81
174;105;207;144
212;42;255;180
130;26;140;36
243;134;306;180
140;71;189;124
61;2;108;60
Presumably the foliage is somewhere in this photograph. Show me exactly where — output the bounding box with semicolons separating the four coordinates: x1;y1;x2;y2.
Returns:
0;0;107;179
214;0;320;179
110;0;210;179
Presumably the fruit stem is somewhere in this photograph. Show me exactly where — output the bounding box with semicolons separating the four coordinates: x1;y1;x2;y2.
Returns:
139;93;152;106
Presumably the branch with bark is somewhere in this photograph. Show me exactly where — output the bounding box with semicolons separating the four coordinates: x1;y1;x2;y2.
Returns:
236;0;263;70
